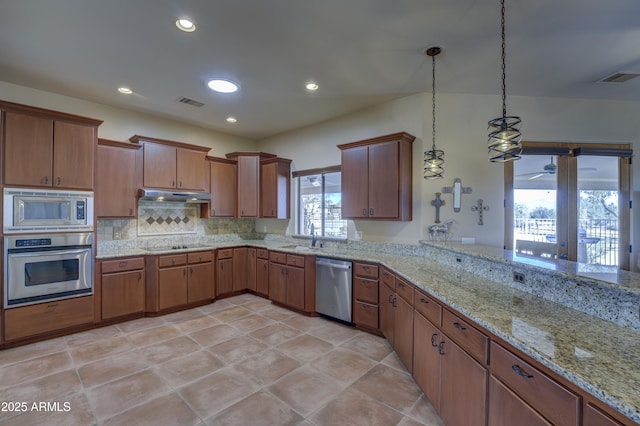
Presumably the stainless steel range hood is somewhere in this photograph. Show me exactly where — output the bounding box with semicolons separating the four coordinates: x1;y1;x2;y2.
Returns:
138;189;211;203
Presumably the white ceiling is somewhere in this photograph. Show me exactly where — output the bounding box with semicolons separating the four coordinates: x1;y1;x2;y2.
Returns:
1;0;639;140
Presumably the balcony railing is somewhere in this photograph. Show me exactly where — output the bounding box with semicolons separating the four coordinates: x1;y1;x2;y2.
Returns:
514;218;618;266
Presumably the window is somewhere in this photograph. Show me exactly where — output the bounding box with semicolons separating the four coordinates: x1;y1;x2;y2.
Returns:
505;142;631;270
294;166;347;239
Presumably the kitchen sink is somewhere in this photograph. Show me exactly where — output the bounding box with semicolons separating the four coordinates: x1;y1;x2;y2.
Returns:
278;244;321;252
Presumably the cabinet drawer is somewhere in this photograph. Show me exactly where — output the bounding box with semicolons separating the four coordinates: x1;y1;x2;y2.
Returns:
158;254;187;268
442;309;488;364
269;251;287;264
188;251;214;264
380;267;395;290
354;262;378;279
414;288;442;327
256;248;269;259
5;296;94;341
353;301;378;330
396;277;414;305
491;342;580;426
102;257;145;274
217;248;233;259
287;254;305;267
353;277;379;304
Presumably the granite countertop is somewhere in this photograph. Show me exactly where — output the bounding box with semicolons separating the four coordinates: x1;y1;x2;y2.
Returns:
97;241;640;423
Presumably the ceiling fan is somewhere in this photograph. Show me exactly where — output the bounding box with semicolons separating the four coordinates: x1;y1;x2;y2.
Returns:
517;157;597;180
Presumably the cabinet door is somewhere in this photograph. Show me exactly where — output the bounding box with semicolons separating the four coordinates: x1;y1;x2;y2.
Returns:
246;248;257;292
286;266;305;310
379;283;395;346
96;143;137;217
584;403;625;426
143;143;176;188
413;311;441;410
102;270;145;319
260;161;277;218
176;148;205;191
158;266;188;310
232;247;248;291
237;156;259;217
210;160;237;217
440;337;488;426
217;258;233;296
256;258;269;296
53;121;95;189
488;376;551;426
187;262;213;303
368;141;399;218
341;145;369;218
268;263;286;304
394;294;414;373
4;111;53;186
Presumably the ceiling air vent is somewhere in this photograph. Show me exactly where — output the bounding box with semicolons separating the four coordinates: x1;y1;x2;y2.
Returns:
597;72;640;83
178;97;205;107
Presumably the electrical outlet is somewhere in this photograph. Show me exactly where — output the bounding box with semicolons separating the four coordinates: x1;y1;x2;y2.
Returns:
513;272;525;284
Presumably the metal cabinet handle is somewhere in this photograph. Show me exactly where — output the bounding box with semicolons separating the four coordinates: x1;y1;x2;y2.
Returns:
431;333;439;347
369;208;374;216
388;294;394;303
392;296;397;307
190;267;193;275
362;208;367;216
44;176;49;184
512;365;534;379
119;261;128;267
183;268;186;277
453;322;467;331
129;208;133;216
419;297;428;304
56;177;61;185
438;341;445;355
398;282;405;288
138;272;142;281
172;180;176;187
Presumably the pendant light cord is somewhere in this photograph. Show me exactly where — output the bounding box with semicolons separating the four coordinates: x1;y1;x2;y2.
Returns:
432;52;436;152
501;0;507;119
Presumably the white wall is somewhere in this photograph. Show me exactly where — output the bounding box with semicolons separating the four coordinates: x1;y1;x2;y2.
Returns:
0;81;256;154
259;91;640;269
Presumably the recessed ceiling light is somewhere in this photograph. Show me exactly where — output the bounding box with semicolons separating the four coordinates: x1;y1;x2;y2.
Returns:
226;116;237;123
117;87;133;94
207;79;239;93
305;82;319;91
176;18;196;32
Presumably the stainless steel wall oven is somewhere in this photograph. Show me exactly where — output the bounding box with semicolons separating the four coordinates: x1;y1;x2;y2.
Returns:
4;233;94;308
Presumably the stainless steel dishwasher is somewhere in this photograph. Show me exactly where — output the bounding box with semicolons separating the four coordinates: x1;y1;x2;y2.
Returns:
315;257;353;323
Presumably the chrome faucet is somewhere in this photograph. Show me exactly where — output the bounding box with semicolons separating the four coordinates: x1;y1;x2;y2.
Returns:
311;223;318;247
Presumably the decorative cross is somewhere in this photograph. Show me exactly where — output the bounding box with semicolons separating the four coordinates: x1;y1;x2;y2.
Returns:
431;192;445;223
442;177;472;212
471;199;489;225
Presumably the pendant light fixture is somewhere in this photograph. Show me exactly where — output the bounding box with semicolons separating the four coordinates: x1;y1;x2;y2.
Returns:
487;0;522;162
424;46;444;179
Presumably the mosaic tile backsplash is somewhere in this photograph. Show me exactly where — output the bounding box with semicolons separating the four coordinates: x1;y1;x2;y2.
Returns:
137;203;198;235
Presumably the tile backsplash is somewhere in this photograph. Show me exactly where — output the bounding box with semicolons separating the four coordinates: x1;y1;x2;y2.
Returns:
137;203;198;236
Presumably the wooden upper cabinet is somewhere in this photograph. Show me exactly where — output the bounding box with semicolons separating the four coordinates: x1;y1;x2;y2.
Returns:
96;139;141;217
131;135;209;191
226;152;277;218
261;157;291;219
2;102;102;189
208;156;237;217
177;148;206;191
338;132;415;221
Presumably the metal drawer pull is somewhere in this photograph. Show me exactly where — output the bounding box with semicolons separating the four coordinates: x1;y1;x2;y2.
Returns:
438;341;445;355
453;322;466;331
419;297;428;304
388;294;394;303
512;365;534;378
431;333;439;347
119;261;128;267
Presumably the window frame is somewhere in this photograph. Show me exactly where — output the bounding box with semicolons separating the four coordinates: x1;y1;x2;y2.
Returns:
293;165;347;239
504;142;631;270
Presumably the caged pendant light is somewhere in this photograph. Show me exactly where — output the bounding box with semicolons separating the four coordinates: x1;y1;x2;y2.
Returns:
487;0;522;162
424;46;445;179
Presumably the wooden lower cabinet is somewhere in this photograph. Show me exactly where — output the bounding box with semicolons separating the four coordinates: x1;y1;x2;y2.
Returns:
233;247;248;292
187;262;213;303
4;296;94;341
268;262;287;304
268;251;308;311
394;294;414;372
256;258;269;296
216;249;234;297
102;269;145;319
489;375;551;426
247;248;257;292
584;403;626;426
439;336;488;426
286;265;305;310
413;311;442;409
379;282;395;346
158;266;188;310
352;262;379;331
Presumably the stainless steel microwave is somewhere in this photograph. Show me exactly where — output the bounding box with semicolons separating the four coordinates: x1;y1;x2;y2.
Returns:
3;188;94;233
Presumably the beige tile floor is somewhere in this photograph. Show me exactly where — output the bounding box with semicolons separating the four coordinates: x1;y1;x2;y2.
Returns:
0;294;445;425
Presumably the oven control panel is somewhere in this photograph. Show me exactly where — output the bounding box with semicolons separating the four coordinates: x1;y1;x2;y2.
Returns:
15;238;53;247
